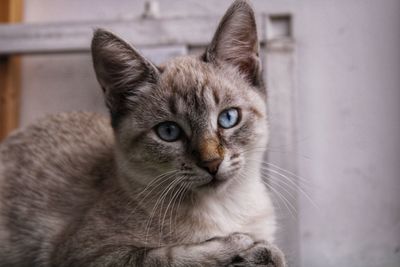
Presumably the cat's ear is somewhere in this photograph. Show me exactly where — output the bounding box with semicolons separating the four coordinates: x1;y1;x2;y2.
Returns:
91;29;159;122
204;0;262;87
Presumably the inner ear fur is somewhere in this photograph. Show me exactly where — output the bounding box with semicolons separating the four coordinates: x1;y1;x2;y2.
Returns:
204;0;262;87
91;29;159;125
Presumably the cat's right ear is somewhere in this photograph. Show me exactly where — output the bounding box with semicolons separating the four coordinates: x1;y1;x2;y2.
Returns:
91;29;159;123
204;0;262;88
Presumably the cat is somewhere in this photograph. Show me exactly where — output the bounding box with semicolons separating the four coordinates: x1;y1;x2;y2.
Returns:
0;0;286;266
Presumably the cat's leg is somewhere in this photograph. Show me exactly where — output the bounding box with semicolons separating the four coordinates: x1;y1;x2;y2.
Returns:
53;233;257;267
228;241;286;267
142;233;256;267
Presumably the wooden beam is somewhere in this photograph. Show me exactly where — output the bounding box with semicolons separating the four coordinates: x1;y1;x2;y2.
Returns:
0;15;266;55
0;0;23;141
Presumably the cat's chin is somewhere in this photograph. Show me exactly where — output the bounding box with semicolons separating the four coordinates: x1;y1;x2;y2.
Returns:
203;176;225;188
194;173;234;190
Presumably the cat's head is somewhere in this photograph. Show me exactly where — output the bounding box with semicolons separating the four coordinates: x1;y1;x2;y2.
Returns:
91;0;268;193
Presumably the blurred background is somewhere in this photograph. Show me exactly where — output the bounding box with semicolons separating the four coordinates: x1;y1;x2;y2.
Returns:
0;0;399;266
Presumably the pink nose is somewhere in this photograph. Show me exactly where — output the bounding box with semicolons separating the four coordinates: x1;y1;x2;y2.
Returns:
197;158;223;175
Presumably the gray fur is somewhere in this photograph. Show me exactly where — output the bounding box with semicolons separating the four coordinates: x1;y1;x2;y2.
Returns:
0;1;285;266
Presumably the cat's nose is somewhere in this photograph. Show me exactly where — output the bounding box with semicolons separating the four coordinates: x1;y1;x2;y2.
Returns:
198;158;223;175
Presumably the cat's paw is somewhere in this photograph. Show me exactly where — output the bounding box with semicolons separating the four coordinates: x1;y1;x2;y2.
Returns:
228;241;286;267
206;232;255;251
203;232;256;266
224;232;255;250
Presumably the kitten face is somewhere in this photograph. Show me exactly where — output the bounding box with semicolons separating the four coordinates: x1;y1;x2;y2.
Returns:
115;57;268;191
91;0;267;193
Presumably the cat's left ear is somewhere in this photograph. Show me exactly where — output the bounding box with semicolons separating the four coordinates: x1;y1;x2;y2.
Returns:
91;29;160;125
204;0;262;88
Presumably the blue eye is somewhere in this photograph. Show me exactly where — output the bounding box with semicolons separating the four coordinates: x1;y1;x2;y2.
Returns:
156;122;181;142
218;108;240;129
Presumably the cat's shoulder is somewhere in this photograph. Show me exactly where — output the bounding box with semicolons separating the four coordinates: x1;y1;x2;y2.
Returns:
0;112;114;162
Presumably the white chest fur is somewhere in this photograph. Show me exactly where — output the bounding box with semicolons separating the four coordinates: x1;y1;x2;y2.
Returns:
187;179;276;243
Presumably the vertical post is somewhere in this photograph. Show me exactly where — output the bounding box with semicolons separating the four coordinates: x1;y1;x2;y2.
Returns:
0;0;23;141
263;14;299;265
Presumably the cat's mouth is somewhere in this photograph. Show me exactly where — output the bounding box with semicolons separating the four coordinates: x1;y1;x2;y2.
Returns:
197;173;231;189
204;176;224;187
185;166;238;189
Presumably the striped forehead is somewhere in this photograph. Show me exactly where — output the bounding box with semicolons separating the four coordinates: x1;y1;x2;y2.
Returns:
164;85;220;136
168;85;218;114
160;58;224;114
153;56;259;133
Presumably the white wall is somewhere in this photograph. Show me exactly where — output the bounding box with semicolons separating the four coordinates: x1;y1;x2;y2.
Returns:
21;1;400;266
294;1;400;266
